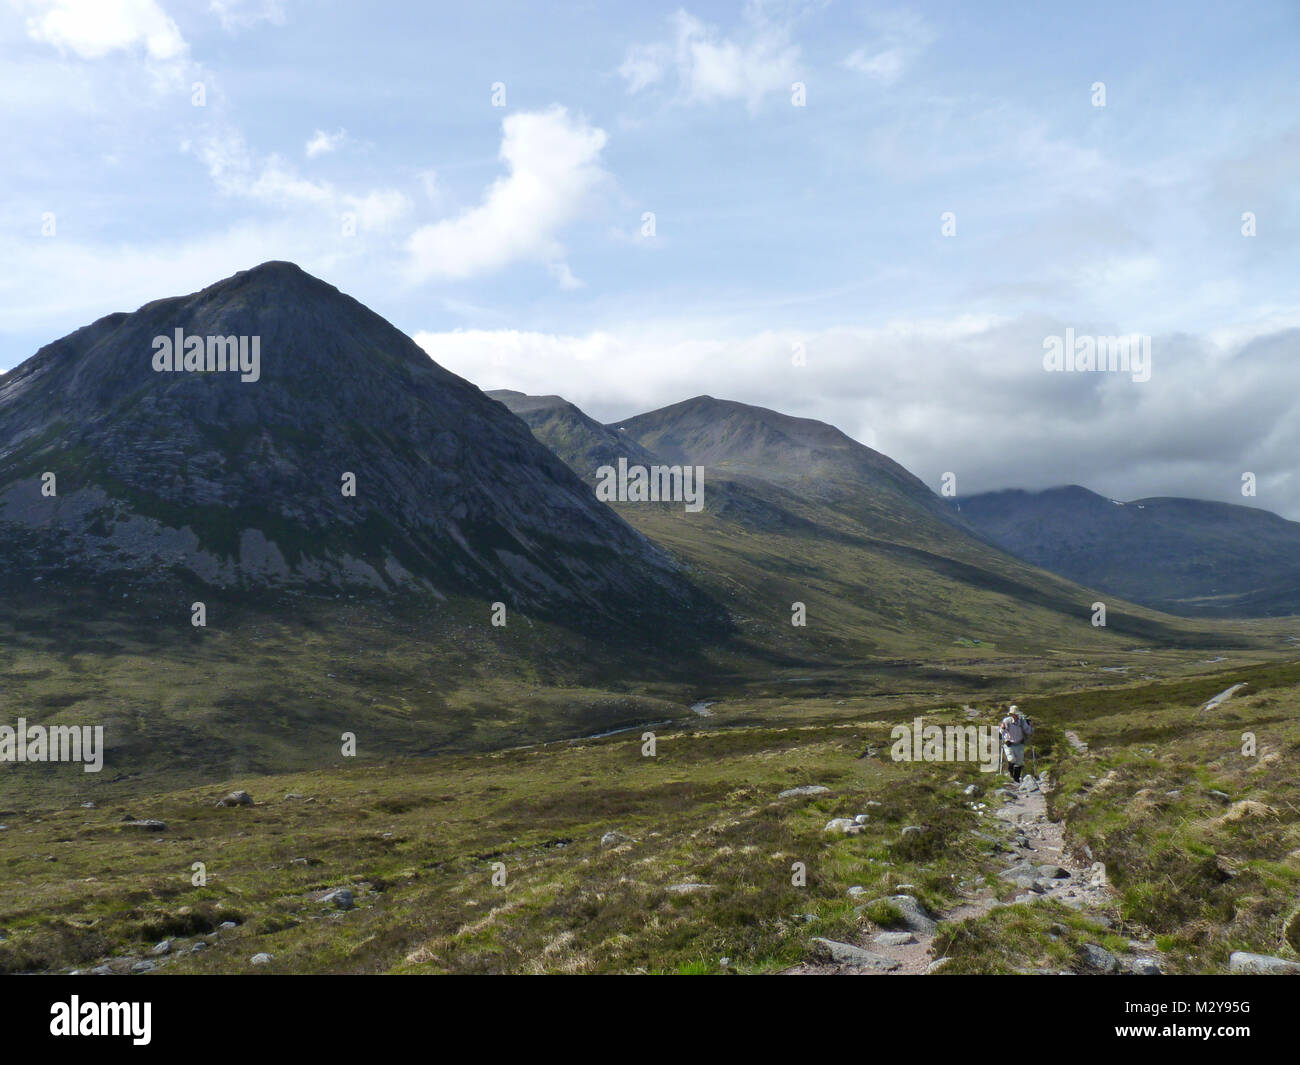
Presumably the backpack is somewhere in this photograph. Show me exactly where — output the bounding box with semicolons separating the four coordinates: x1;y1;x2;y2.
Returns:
1020;715;1035;739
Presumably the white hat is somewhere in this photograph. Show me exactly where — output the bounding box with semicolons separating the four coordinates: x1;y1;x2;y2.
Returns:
1008;704;1020;714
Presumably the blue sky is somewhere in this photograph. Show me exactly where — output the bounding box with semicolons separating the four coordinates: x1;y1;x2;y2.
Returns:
3;0;1299;513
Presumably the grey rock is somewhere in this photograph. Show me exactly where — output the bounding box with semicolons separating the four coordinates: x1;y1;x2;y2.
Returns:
665;882;712;894
121;819;167;831
318;887;355;910
926;957;953;974
810;938;901;971
1000;860;1038;881
216;790;254;807
824;818;858;833
874;931;916;947
217;921;238;931
778;785;830;799
600;831;633;847
963;784;983;797
872;894;937;935
1081;943;1119;973
148;939;172;956
130;960;157;974
1228;951;1300;974
249;953;273;966
1129;956;1163;975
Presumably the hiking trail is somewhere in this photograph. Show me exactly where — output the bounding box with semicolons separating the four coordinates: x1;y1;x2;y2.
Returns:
789;754;1166;975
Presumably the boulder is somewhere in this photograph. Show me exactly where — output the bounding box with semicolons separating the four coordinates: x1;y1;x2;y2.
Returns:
318;887;355;910
874;931;916;947
1228;951;1300;974
870;894;936;935
216;790;254;808
1081;943;1119;973
778;785;830;799
810;938;901;972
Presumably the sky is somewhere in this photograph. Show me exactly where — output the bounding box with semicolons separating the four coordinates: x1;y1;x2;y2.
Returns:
2;0;1299;514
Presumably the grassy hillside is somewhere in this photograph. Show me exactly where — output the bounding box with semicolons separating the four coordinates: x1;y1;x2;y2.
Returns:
4;659;1297;975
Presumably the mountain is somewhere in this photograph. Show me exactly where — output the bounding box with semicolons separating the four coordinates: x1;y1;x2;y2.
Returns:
0;263;715;629
490;389;816;532
955;485;1300;617
610;395;957;542
497;390;1220;664
487;389;661;473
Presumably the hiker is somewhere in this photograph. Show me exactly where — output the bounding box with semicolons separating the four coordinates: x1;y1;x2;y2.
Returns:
999;705;1032;783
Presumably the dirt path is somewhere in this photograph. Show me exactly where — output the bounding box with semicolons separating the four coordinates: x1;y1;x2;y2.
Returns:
791;766;1135;975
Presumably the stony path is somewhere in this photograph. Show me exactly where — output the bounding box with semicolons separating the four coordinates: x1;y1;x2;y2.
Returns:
791;766;1165;975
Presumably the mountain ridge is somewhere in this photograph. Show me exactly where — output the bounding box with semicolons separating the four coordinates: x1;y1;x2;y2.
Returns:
0;262;718;631
956;484;1300;617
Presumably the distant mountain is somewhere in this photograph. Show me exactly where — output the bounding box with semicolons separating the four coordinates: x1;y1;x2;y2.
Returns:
498;390;1209;659
487;389;661;474
956;486;1300;617
490;389;813;532
0;263;715;629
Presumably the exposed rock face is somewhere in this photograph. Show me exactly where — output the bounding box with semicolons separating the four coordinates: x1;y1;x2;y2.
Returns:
0;262;718;629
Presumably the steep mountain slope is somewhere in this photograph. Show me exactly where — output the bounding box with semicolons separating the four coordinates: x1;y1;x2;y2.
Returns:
490;389;814;533
499;390;1225;661
0;263;715;629
956;486;1300;617
611;395;957;544
487;389;661;474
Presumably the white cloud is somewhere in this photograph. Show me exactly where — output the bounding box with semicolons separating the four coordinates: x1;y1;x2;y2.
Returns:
19;0;186;61
618;43;668;93
412;315;1300;519
619;7;800;112
417;168;441;203
208;0;285;31
305;127;346;158
186;126;409;228
843;10;934;86
345;188;409;231
406;106;608;284
843;47;905;83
